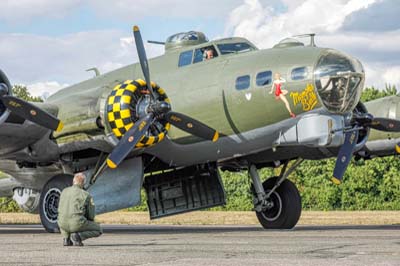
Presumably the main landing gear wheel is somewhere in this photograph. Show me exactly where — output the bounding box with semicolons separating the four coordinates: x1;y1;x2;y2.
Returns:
39;175;72;233
255;176;301;229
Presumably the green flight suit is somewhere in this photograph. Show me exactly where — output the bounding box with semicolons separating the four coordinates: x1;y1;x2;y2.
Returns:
57;184;102;241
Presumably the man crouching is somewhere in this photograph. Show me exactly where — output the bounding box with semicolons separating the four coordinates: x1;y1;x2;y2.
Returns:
58;172;102;246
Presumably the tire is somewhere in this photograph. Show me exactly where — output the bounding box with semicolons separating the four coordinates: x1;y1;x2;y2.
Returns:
255;176;301;229
39;174;72;233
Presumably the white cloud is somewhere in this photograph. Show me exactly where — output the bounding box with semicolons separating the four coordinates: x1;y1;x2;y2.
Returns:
27;81;69;98
90;0;243;20
0;0;244;23
0;0;83;23
225;0;377;48
382;66;400;86
0;30;164;94
224;0;399;89
362;64;400;89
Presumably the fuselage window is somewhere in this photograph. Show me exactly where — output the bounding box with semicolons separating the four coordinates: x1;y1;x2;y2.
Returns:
217;42;255;55
291;67;308;80
256;71;272;86
193;45;218;64
178;50;193;67
235;75;250;90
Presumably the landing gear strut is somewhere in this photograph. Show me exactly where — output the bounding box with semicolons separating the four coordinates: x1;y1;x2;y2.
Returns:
249;158;303;229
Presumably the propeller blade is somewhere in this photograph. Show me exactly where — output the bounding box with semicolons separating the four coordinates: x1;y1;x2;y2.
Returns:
369;117;400;132
1;95;63;132
133;25;155;98
165;111;219;142
332;130;359;185
107;114;154;169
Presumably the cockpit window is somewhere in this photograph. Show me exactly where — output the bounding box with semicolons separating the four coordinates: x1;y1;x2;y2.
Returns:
217;43;255;55
193;46;218;63
178;50;193;67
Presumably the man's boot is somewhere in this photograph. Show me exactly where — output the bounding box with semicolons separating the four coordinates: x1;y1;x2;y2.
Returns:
63;237;73;246
71;233;84;246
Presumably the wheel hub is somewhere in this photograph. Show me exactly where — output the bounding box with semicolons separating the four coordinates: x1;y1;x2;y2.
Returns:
42;188;61;223
261;190;282;222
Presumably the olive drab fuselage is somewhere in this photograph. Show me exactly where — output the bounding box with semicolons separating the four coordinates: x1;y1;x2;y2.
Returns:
46;35;400;146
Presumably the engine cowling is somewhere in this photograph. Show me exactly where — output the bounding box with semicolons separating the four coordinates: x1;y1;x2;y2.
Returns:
104;79;171;147
352;101;370;152
0;70;12;125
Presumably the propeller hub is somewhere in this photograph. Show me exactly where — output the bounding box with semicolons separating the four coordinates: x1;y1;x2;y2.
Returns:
149;101;171;116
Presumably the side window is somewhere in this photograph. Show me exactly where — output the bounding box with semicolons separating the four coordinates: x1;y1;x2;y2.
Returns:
291;67;308;80
178;50;193;67
256;71;272;86
235;75;250;90
193;49;204;64
193;45;218;64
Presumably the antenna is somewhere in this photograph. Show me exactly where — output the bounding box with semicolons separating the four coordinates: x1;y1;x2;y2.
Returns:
148;40;165;45
293;33;316;47
86;67;100;77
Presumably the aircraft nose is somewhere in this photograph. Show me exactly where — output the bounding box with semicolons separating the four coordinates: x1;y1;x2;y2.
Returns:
314;50;364;114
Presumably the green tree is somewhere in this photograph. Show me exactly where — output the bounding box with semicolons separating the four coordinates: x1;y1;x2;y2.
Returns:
12;85;43;102
361;84;398;102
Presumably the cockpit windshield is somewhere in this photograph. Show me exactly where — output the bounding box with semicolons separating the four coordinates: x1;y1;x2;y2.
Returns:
314;50;364;114
217;42;255;55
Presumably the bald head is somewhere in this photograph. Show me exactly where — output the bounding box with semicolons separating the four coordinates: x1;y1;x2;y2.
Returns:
73;173;86;188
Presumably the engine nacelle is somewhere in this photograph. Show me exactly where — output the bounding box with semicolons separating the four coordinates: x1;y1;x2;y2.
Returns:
0;69;12;125
104;79;170;147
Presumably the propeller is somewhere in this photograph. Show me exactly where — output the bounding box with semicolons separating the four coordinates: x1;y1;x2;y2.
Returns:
107;114;154;168
332;112;400;184
332;130;359;184
0;82;63;132
105;25;219;169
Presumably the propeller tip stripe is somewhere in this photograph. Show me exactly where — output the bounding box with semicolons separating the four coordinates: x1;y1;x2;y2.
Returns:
56;122;64;132
331;177;341;185
133;25;139;32
107;159;117;169
396;144;400;154
212;132;219;142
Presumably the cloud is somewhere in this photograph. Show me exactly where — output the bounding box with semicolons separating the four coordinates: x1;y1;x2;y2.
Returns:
0;30;164;96
225;0;377;48
27;81;69;98
224;0;400;89
0;0;83;23
0;0;244;23
90;0;243;20
342;0;400;32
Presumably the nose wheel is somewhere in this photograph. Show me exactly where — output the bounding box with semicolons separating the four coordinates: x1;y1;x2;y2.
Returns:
254;176;301;229
249;159;303;229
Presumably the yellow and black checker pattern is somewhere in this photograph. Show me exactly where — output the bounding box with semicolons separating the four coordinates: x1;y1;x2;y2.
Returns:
107;79;170;147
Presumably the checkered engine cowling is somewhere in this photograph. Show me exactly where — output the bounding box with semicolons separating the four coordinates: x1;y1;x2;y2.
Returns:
106;79;171;147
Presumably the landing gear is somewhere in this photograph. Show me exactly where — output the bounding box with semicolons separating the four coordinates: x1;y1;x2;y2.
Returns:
249;159;303;229
39;174;72;233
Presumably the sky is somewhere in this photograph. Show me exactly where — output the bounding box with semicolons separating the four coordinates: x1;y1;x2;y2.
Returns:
0;0;399;98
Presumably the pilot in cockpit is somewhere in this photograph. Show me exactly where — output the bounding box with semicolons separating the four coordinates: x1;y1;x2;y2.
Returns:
204;49;214;60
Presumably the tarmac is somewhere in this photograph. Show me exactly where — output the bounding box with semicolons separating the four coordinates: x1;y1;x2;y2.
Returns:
0;224;399;266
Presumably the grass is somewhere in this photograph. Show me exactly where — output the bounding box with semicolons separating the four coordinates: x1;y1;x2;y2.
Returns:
1;211;400;225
